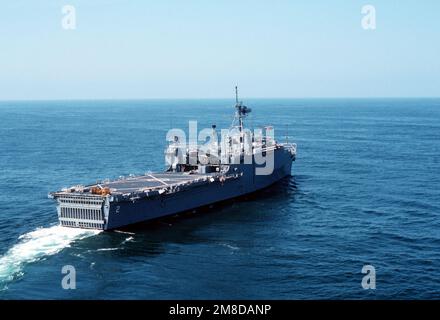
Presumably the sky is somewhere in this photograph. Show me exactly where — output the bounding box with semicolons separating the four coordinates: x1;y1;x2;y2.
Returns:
0;0;439;99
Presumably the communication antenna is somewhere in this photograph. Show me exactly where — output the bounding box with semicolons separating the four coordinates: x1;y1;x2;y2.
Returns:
235;85;239;104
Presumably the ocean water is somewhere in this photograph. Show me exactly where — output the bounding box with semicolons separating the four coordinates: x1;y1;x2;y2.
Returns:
0;98;439;299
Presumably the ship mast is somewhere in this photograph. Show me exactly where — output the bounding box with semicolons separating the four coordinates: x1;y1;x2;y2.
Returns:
234;86;251;159
235;86;243;134
235;85;239;104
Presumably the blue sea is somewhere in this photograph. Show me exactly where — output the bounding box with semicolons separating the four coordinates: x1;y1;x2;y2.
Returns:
0;98;439;299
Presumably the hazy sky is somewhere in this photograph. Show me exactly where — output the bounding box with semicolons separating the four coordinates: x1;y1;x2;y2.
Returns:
0;0;439;99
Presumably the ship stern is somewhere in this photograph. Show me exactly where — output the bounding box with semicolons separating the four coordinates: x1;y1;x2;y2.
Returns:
50;193;110;230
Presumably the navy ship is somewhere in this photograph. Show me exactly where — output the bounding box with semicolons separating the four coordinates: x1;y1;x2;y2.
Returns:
49;88;297;230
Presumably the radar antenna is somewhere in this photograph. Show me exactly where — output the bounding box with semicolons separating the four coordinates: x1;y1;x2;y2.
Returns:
234;86;252;122
232;86;252;158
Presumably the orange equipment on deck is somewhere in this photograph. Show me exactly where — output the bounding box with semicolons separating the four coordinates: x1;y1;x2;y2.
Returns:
91;186;111;196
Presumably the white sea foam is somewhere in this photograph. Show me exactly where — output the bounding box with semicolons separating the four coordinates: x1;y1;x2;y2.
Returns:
114;230;135;235
96;248;120;252
219;243;240;251
122;236;134;244
0;225;100;286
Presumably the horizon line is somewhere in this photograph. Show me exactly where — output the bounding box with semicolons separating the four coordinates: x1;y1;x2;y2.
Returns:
1;96;440;102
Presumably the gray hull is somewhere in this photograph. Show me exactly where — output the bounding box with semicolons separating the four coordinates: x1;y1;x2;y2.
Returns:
52;147;294;230
107;149;293;230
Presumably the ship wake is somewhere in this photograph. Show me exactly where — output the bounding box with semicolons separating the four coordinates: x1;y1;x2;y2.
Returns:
0;225;100;288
